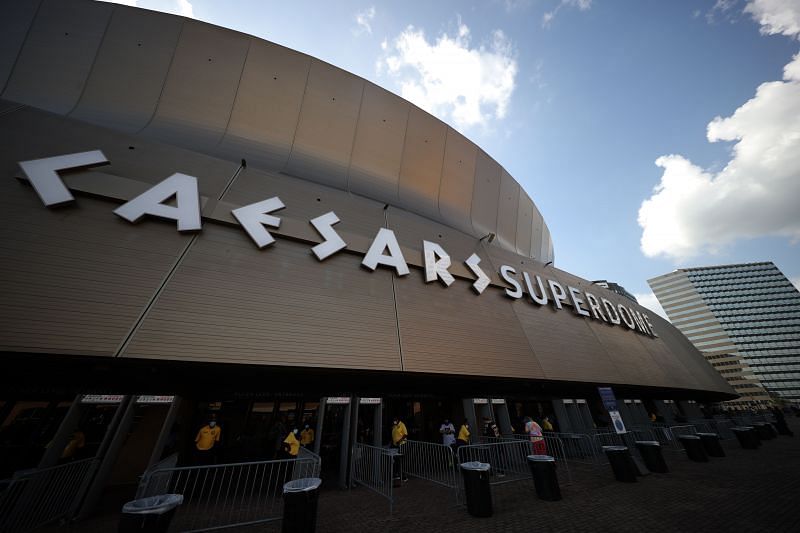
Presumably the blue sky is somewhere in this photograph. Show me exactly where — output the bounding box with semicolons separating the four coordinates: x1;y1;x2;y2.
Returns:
111;0;800;318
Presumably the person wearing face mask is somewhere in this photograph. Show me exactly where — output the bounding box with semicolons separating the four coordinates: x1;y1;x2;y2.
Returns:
300;423;315;448
195;417;221;464
283;428;301;459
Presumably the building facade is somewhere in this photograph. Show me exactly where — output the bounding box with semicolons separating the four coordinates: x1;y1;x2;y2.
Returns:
0;0;734;514
649;262;800;407
592;280;638;304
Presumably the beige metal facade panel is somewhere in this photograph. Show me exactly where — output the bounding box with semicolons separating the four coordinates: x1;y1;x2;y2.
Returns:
143;20;249;151
216;39;310;170
0;180;189;356
470;151;502;238
396;107;447;220
2;0;112;115
286;60;364;190
438;128;477;235
509;298;623;384
122;226;402;370
3;108;238;205
0;0;41;91
530;205;544;261
221;166;385;242
495;170;520;253
585;320;669;387
394;272;545;378
70;6;182;133
347;83;408;204
514;192;534;257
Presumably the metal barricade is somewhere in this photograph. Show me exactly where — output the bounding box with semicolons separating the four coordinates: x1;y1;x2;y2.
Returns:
687;419;715;434
0;457;98;533
544;432;601;467
136;453;179;498
349;443;395;513
137;451;321;532
667;424;698;452
399;440;459;490
459;439;529;485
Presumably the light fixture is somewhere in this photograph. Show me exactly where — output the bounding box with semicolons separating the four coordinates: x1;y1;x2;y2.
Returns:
544;261;553;268
480;232;496;243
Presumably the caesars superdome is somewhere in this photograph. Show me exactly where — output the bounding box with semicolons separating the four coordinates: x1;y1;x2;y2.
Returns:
0;0;733;468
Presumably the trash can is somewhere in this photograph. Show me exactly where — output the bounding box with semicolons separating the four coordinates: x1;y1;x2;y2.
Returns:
460;461;492;517
282;477;322;533
634;441;668;473
603;446;637;483
119;494;183;533
752;423;776;440
731;427;759;449
527;455;561;501
696;433;726;457
678;435;709;462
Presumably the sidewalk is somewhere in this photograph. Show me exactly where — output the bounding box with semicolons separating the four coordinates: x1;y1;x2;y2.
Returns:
50;420;800;532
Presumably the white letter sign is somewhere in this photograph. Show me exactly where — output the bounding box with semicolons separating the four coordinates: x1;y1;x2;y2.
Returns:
423;241;454;287
18;150;109;206
310;211;347;260
465;253;491;295
232;196;285;248
114;173;201;232
362;228;409;276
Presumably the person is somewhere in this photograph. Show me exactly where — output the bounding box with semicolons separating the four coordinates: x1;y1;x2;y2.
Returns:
456;419;470;449
60;429;85;462
483;417;500;440
542;416;554;432
195;417;221;464
391;417;408;447
391;418;408;481
524;416;547;455
649;412;657;423
300;423;315;448
283;428;301;458
439;419;456;448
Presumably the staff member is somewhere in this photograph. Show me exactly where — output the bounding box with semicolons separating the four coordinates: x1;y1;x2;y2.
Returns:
391;418;408;447
300;424;315;448
195;418;221;464
283;428;301;458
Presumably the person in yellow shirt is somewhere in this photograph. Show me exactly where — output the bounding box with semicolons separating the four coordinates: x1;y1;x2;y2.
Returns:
391;418;408;447
61;429;85;461
456;420;470;450
195;419;221;464
283;428;301;458
542;416;554;432
300;424;315;448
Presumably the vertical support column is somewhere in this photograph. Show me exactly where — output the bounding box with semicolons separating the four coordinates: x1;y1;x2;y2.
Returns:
373;401;383;447
76;395;136;520
655;400;676;424
462;399;477;441
493;400;513;436
552;400;572;433
576;400;595;432
38;394;83;468
338;400;353;489
146;396;182;469
313;399;326;456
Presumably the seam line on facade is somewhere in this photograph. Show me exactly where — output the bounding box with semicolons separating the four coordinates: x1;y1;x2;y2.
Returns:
135;18;186;135
384;208;404;371
113;233;200;357
0;0;43;96
282;56;313;172
65;1;115;118
216;38;252;148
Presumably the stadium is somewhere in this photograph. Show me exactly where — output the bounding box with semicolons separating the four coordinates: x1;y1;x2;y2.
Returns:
0;0;734;515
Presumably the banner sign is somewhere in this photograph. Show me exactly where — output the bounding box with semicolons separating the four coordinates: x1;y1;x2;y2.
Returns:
490;398;506;404
136;395;175;404
81;394;123;404
473;398;489;404
359;397;381;404
597;387;618;412
326;397;351;404
609;410;627;434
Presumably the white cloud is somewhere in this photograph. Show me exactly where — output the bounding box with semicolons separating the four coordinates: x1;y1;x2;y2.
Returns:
745;0;800;38
379;22;517;131
354;6;376;36
633;292;670;322
175;0;193;17
638;1;800;262
542;0;592;28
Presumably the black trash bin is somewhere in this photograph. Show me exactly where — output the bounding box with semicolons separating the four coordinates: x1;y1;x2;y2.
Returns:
731;427;759;449
282;477;322;533
603;446;637;482
752;423;776;440
119;494;183;533
745;426;763;447
634;441;668;473
460;461;492;517
696;433;726;457
526;455;561;501
678;435;709;462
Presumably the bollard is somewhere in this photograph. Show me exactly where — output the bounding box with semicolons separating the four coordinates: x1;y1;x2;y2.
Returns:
696;433;725;457
526;455;562;501
603;446;637;482
634;441;668;473
678;435;709;462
